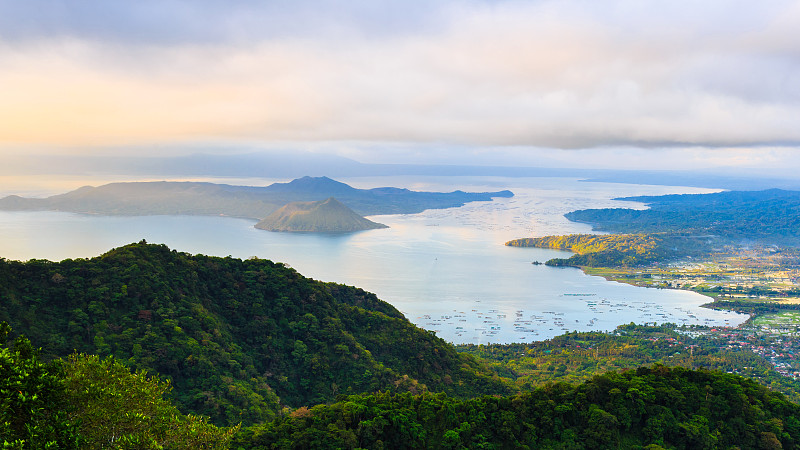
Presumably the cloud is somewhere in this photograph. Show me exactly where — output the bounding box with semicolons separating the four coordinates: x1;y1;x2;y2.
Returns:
0;0;448;44
0;0;798;152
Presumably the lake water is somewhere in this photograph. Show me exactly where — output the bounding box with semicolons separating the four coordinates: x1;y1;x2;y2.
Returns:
0;175;747;343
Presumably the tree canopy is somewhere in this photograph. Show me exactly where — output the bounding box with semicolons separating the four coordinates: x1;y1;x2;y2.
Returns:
0;242;509;426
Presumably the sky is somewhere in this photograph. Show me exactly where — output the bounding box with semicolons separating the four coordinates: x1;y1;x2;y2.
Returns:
0;0;799;171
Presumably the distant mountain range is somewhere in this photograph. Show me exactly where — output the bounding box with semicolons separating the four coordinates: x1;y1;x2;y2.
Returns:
5;151;800;190
0;176;514;220
255;197;388;232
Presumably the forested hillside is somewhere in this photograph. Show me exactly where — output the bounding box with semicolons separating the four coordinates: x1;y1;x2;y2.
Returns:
8;319;799;448
0;242;509;426
5;244;800;447
505;233;708;267
566;189;800;244
233;366;800;449
507;233;670;267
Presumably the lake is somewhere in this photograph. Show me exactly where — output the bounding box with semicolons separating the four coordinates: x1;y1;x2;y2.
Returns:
0;175;747;343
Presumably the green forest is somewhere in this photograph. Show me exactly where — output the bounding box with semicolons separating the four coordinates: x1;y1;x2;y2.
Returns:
565;189;800;244
1;324;236;448
505;233;705;267
234;366;799;449
0;242;508;428
458;323;800;404
4;243;800;447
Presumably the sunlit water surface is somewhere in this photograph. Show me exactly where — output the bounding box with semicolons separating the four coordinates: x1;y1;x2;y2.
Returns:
0;175;746;343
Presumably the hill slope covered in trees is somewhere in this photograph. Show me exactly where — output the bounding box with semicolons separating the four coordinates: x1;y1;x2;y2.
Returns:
506;233;709;267
234;366;800;449
0;242;510;426
5;244;800;447
566;189;800;244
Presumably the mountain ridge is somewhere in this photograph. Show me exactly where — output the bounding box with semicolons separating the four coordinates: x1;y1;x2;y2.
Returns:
0;176;513;219
0;242;511;426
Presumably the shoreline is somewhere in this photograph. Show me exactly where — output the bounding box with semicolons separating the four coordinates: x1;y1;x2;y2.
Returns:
580;265;776;327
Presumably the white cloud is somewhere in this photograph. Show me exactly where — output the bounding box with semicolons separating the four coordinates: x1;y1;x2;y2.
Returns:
0;0;798;157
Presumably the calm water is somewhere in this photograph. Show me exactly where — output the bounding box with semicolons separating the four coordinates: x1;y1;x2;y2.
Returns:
0;175;746;343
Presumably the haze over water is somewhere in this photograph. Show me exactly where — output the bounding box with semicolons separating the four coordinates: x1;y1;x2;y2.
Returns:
0;175;746;343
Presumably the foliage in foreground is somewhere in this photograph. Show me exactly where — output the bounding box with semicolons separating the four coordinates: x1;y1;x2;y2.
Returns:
0;323;235;449
0;322;79;449
63;353;238;449
234;366;800;449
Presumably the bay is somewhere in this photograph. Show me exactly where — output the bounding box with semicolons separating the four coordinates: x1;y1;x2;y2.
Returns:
0;175;747;343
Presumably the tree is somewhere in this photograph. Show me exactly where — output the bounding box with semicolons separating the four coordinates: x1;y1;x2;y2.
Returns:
0;322;80;449
62;353;238;449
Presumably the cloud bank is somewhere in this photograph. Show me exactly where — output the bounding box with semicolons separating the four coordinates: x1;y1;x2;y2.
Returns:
0;0;798;153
